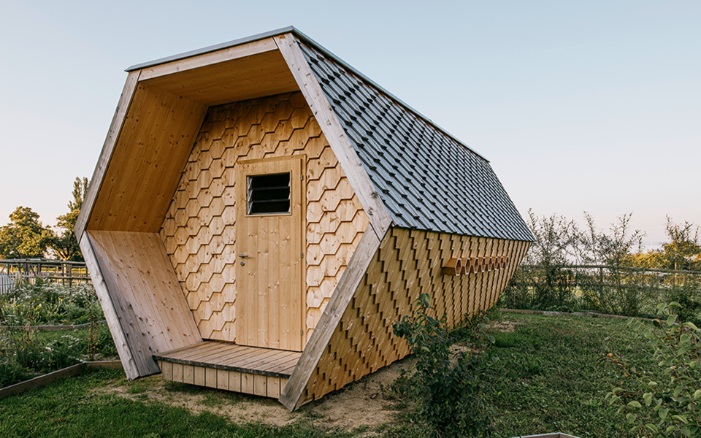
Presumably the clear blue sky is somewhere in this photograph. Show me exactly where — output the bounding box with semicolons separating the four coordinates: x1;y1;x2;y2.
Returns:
0;0;699;247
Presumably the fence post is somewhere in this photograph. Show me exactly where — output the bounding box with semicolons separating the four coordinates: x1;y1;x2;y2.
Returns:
67;263;73;288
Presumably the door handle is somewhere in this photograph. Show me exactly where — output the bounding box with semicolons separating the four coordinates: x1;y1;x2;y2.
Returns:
238;254;249;259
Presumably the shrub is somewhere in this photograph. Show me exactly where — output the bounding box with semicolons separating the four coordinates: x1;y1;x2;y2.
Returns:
393;293;492;437
605;302;701;436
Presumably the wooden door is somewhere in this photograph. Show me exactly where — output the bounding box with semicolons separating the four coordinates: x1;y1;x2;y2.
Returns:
235;156;304;351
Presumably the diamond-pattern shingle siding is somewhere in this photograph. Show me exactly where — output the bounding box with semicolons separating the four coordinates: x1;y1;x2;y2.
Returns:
299;42;534;242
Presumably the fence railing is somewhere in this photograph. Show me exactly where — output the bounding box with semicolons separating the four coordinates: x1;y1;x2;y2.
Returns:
0;259;90;292
502;264;701;318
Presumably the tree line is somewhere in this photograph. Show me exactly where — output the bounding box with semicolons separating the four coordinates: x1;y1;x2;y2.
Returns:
502;210;701;318
0;177;88;261
526;210;701;272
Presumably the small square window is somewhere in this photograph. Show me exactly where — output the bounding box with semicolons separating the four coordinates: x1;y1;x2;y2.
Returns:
247;173;290;215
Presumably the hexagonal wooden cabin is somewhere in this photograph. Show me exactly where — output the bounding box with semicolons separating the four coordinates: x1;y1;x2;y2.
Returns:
76;27;533;410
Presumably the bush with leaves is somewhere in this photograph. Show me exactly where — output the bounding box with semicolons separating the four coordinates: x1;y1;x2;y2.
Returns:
605;302;701;436
392;293;493;437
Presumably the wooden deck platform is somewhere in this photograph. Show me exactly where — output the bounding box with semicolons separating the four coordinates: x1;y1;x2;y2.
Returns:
154;341;301;398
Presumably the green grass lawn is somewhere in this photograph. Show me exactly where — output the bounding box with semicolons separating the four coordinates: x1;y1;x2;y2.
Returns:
0;369;346;438
480;312;658;437
0;312;661;437
383;311;661;437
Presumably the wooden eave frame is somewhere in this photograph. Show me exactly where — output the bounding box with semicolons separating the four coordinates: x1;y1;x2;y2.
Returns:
75;36;287;239
74;31;395;404
76;32;392;237
75;70;140;238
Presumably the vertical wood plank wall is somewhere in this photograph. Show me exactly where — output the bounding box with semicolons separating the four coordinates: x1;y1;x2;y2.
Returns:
158;361;289;399
300;228;530;404
87;84;207;233
159;92;369;343
87;231;202;375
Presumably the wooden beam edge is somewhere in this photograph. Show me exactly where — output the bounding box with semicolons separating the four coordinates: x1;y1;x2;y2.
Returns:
278;223;386;411
137;37;279;81
79;233;140;379
75;70;141;237
273;34;393;241
0;363;85;401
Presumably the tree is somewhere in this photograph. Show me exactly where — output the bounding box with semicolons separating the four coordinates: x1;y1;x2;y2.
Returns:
579;212;644;267
521;210;581;309
50;177;88;261
0;207;53;259
625;218;701;272
661;217;700;271
524;209;579;266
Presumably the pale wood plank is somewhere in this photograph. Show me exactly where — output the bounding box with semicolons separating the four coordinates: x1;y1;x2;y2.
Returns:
241;373;254;394
253;375;268;396
172;363;184;382
160;361;173;381
267;377;281;398
194;366;206;386
205;367;218;388
87;231;202;377
79;233;140;379
229;371;242;392
163;342;228;360
216;369;229;390
183;365;194;384
178;344;239;362
217;347;271;368
225;350;295;371
157;341;209;357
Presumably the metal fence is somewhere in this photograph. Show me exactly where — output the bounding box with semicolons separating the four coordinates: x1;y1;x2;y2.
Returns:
0;259;90;292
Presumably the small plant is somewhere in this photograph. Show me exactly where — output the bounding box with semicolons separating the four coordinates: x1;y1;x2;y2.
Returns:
605;302;701;436
393;293;492;437
10;326;45;370
0;280;115;387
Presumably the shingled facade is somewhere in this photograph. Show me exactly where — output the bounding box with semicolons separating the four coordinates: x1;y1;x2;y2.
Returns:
76;27;533;410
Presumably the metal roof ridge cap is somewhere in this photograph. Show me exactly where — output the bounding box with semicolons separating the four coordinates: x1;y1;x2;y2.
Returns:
124;26;298;72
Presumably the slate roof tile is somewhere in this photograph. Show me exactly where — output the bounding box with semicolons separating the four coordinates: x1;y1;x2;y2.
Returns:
299;41;533;242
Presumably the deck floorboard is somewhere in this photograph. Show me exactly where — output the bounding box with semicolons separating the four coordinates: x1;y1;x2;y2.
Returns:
154;341;302;378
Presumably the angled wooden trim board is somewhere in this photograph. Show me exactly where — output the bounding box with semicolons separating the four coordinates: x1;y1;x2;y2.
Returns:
274;33;393;240
279;222;385;410
79;233;139;378
75;70;141;238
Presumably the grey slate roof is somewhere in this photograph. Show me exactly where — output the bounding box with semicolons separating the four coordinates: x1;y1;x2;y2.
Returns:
299;42;534;242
